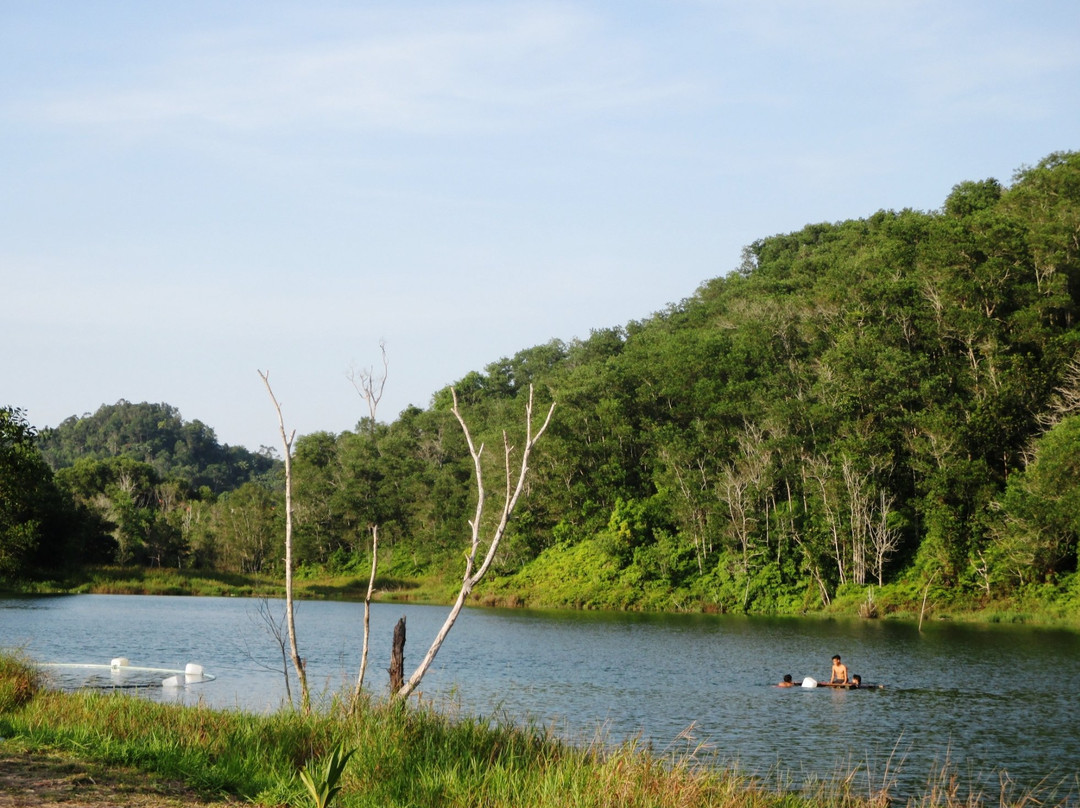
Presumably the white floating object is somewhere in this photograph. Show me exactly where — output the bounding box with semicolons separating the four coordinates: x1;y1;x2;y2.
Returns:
110;657;130;669
162;663;212;688
801;677;818;688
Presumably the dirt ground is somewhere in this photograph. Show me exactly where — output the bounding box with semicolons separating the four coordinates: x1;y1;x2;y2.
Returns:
0;751;239;807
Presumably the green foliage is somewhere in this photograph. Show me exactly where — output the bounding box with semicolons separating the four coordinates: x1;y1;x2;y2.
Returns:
298;742;356;808
38;400;278;494
0;407;77;579
944;178;1003;217
194;482;284;574
988;415;1080;588
690;553;806;615
601;496;674;567
0;401;285;581
492;538;631;609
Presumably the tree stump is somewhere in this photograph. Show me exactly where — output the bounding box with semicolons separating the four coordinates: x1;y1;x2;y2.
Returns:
388;616;405;692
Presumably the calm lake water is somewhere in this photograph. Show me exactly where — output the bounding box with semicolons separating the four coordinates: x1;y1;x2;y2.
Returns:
2;594;1078;801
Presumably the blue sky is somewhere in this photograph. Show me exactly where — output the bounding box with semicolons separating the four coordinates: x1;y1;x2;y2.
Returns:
3;1;1078;451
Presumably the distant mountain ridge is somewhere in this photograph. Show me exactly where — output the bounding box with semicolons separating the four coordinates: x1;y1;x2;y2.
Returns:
38;400;279;495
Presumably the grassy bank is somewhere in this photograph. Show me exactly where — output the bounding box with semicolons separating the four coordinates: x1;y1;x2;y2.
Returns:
822;575;1080;629
2;654;1072;808
7;565;1080;631
7;566;455;604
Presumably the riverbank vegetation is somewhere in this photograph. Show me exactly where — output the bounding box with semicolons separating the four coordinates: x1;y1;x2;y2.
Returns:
8;563;1079;631
5;151;1080;624
0;654;1072;808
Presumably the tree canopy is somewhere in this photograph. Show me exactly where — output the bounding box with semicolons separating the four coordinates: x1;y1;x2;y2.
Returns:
0;407;79;579
38;400;277;493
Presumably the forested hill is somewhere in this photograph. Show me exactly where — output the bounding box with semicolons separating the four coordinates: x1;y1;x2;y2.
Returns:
5;151;1080;614
275;151;1080;612
38;401;278;494
347;149;1079;611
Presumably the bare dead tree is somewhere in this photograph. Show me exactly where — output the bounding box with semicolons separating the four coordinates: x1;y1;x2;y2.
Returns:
717;423;771;599
841;456;870;586
806;453;847;586
347;342;389;707
918;571;939;632
838;455;901;587
258;370;310;712
243;598;292;706
347;339;389;434
395;385;555;700
869;488;901;586
1036;354;1080;432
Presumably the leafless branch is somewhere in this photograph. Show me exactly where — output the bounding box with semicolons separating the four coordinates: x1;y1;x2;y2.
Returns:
347;340;389;429
258;369;309;712
396;385;555;699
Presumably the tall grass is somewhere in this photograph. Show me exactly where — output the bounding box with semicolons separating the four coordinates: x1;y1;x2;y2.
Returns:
0;653;1073;808
0;651;41;712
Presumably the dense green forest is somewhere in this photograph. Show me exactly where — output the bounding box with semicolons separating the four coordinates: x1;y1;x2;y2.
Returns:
38;400;278;495
4;151;1080;617
0;402;279;573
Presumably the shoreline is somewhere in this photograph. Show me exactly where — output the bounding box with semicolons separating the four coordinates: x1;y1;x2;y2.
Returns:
4;567;1079;633
2;652;1075;808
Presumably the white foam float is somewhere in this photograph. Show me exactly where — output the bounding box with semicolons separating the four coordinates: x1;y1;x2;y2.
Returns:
162;664;211;688
39;658;216;688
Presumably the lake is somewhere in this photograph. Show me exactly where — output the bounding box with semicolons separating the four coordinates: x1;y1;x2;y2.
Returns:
2;594;1078;802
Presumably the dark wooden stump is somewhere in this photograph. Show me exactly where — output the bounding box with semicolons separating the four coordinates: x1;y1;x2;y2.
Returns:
388;616;405;692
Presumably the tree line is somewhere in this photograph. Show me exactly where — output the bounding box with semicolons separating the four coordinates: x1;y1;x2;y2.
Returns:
0;401;280;576
4;151;1080;614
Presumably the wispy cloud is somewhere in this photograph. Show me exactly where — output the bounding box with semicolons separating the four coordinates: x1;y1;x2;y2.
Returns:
25;4;695;137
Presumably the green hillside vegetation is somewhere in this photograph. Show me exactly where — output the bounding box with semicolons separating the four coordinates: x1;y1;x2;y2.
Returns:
39;400;279;494
0;402;280;576
5;151;1080;621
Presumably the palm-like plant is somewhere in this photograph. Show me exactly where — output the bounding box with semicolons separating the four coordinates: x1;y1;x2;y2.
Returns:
297;743;356;808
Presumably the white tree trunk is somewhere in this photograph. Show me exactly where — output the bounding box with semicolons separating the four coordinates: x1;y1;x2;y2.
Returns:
353;524;378;703
396;385;555;699
807;454;847;585
258;370;309;712
870;488;900;586
841;456;869;586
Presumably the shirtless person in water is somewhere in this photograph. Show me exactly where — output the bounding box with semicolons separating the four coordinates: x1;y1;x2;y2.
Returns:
830;655;849;684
